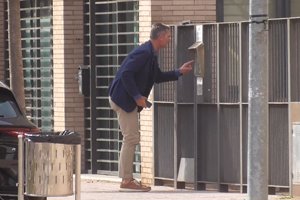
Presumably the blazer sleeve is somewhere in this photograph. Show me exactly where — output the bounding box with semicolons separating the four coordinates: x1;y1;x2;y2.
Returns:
154;64;182;83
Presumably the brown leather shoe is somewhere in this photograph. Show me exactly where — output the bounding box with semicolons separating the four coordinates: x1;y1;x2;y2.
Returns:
119;179;151;192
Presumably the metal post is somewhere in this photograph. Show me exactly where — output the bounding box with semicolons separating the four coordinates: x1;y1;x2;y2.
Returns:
247;0;269;200
89;0;97;174
287;18;293;197
238;22;244;193
75;145;81;200
18;135;24;200
173;25;179;189
216;23;221;192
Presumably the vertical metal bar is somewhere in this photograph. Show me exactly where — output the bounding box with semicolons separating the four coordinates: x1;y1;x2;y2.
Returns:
280;21;284;101
227;24;231;102
227;24;230;103
194;26;198;190
269;22;273;102
236;23;239;103
279;21;282;101
213;25;217;103
194;95;198;189
89;0;97;173
75;145;81;200
152;89;156;185
287;18;292;196
277;21;280;101
115;1;120;173
216;23;221;190
18;135;24;200
276;21;280;102
224;25;228;103
219;25;223;103
231;24;234;102
270;20;274;102
232;24;235;102
280;21;284;102
173;25;178;189
233;24;236;102
239;22;244;193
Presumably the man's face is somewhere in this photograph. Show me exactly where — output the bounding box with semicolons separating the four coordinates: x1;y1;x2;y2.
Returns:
158;30;171;48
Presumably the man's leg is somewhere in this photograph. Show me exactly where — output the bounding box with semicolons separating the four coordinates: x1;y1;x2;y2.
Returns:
109;99;150;191
117;108;139;179
109;99;139;179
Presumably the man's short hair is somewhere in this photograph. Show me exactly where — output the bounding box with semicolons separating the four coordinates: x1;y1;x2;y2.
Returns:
150;23;170;40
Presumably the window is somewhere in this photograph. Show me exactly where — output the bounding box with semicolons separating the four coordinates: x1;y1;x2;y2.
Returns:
20;0;53;131
217;0;300;22
84;0;140;174
5;0;53;131
0;95;19;118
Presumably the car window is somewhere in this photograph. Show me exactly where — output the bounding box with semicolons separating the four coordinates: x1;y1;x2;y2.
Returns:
0;95;20;118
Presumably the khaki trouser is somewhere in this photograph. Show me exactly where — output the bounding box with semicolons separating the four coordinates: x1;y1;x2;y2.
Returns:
109;98;140;179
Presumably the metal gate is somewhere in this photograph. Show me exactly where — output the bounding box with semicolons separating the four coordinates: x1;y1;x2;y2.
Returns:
83;0;140;175
154;17;300;192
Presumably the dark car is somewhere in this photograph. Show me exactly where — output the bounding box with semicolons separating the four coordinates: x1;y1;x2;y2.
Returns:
0;81;45;200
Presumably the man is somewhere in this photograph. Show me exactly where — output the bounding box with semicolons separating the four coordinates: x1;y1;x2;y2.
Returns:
109;23;193;192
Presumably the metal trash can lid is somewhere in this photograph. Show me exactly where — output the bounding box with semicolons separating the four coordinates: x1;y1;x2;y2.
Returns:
25;130;81;144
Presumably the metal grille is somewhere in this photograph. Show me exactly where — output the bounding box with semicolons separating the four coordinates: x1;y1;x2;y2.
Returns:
241;22;249;103
269;105;289;186
203;25;218;103
197;105;218;182
155;26;176;102
154;25;196;186
177;105;194;158
176;25;195;103
5;0;54;131
290;18;300;101
269;19;288;102
154;18;298;190
83;0;140;174
219;105;240;183
219;23;240;103
242;105;248;184
154;104;174;179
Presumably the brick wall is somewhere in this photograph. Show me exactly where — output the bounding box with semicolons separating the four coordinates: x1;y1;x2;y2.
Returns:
151;0;216;24
0;0;4;80
52;0;85;170
139;0;216;186
139;0;153;186
52;0;65;131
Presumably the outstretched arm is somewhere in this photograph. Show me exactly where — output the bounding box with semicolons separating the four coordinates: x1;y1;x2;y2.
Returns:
154;60;194;83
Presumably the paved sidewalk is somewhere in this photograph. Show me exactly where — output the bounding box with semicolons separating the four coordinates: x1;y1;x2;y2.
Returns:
47;175;289;200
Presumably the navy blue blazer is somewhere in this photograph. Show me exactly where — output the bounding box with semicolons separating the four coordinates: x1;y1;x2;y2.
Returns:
109;40;181;112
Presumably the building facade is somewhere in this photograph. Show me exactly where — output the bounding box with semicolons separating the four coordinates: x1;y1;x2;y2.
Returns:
0;0;216;185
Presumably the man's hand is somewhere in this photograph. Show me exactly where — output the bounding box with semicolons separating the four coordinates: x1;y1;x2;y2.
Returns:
135;96;147;108
179;60;194;75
